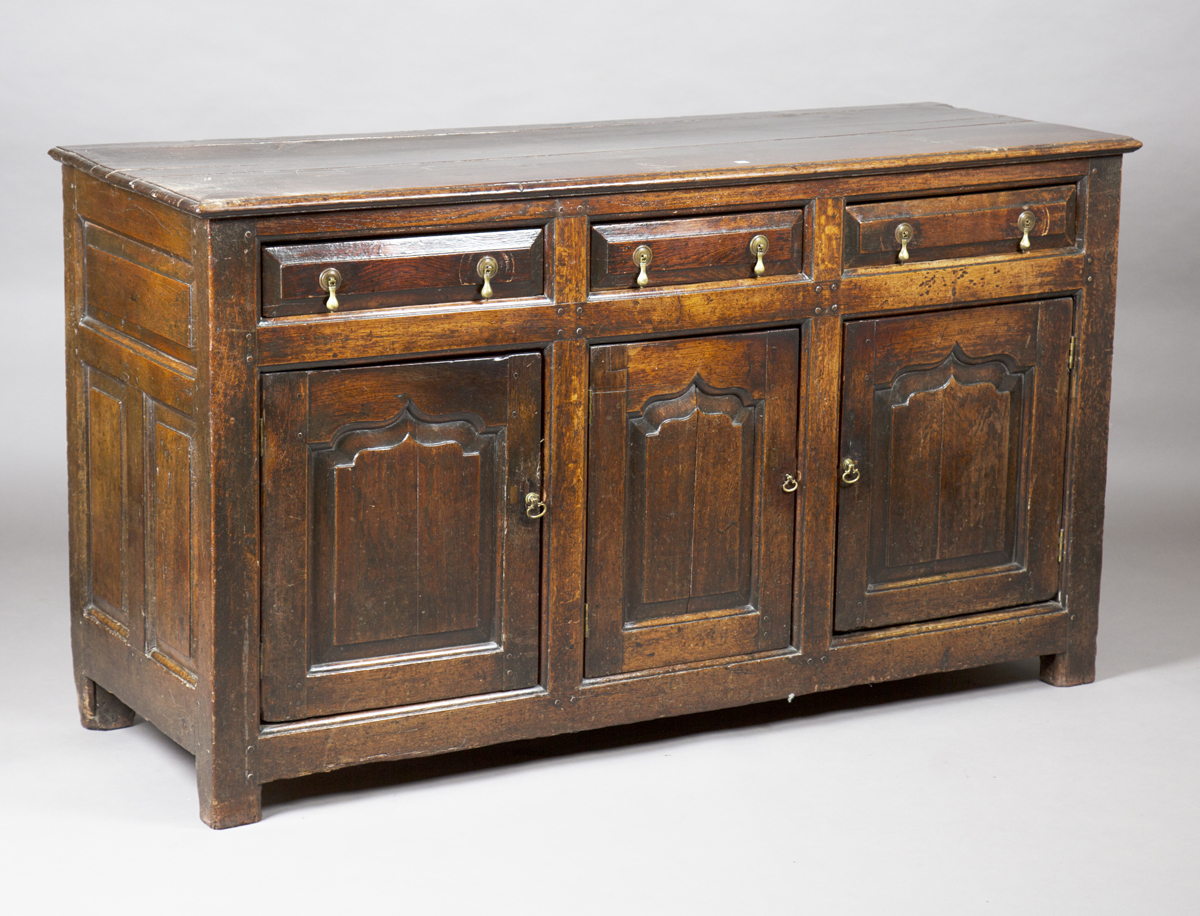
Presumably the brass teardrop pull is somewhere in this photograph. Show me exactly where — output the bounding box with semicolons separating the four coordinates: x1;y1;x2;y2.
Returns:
895;223;913;264
524;492;547;519
782;473;799;493
633;245;653;287
319;268;342;311
750;235;769;277
477;255;498;299
1017;210;1036;253
841;457;861;485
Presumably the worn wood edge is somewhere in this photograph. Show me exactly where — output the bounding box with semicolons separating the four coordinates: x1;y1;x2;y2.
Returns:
193;217;264;828
49;138;1141;219
829;602;1066;646
49;149;206;216
78;616;198;752
837;254;1088;316
78;317;198;379
244;159;1092;246
1041;156;1123;687
544;340;588;691
256;303;563;368
65;168;94;727
254;607;1068;782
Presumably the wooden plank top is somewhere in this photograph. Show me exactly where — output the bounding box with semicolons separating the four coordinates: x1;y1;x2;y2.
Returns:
49;103;1140;216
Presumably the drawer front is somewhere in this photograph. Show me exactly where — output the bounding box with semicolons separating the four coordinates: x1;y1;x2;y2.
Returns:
590;209;804;291
261;227;545;317
844;185;1077;269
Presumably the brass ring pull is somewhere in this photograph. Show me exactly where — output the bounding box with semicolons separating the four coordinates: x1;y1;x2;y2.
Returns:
476;255;498;299
895;223;913;264
750;235;769;277
1017;210;1036;253
633;245;652;287
840;457;861;485
318;268;342;312
524;492;547;519
782;473;799;493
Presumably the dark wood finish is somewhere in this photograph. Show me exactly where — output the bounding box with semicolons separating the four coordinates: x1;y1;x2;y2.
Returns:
835;301;1072;631
144;399;197;682
545;339;588;692
257;603;1070;782
261;354;543;720
589;210;803;290
193;217;262;828
262;227;545;316
84;221;195;357
64;169;202;759
844;185;1079;269
49;104;1137;215
54;106;1137;828
586;331;799;676
1042;157;1124;687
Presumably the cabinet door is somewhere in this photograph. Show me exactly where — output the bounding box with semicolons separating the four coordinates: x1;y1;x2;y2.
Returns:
261;354;542;721
586;330;800;677
835;300;1072;631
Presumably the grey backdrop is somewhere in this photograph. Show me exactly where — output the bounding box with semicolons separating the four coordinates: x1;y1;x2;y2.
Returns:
2;1;1196;912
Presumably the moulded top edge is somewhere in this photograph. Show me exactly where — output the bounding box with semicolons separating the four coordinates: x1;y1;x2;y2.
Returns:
49;104;1141;218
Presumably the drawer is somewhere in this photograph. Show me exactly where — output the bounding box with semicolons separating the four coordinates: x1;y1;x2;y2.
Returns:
590;209;804;291
843;185;1077;269
261;227;545;317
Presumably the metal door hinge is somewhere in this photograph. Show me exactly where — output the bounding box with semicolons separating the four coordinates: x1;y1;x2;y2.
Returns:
1068;337;1076;372
260;415;266;457
1058;529;1066;563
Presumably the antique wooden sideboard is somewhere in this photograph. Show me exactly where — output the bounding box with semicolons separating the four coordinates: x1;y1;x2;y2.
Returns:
51;104;1140;827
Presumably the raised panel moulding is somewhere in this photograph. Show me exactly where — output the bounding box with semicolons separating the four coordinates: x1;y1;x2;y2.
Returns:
874;347;1027;586
626;379;759;625
309;404;503;667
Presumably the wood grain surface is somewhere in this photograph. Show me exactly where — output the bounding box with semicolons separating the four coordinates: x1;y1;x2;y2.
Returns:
53;106;1139;827
49;104;1139;215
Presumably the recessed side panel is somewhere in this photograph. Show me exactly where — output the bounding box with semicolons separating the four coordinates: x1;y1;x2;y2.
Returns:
83;222;195;361
144;400;197;683
86;369;129;633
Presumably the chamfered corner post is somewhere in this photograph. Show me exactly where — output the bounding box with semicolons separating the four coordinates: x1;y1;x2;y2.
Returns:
1040;155;1125;687
193;216;263;827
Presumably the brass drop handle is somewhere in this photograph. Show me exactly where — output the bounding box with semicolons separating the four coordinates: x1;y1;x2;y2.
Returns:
782;473;799;493
477;255;498;299
633;245;653;287
895;223;913;264
524;492;547;519
841;457;861;485
750;235;769;277
319;268;342;312
1017;210;1036;253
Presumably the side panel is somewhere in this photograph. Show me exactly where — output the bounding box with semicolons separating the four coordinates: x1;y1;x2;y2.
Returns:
65;168;200;751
